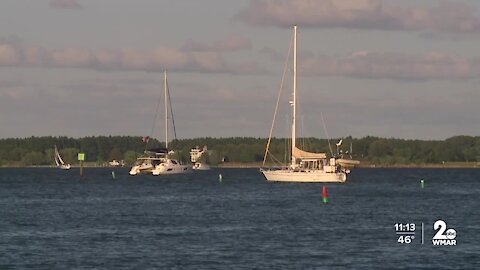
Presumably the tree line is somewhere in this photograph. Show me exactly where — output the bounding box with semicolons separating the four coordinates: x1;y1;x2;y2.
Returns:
0;135;479;166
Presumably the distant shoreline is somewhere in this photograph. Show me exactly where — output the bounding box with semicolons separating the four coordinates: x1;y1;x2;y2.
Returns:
216;162;480;169
2;161;479;169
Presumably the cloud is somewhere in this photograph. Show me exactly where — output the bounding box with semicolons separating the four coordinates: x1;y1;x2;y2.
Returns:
0;39;264;75
256;45;480;80
49;0;82;9
301;51;480;80
2;38;478;80
259;46;286;62
181;35;252;52
236;0;480;33
0;43;20;65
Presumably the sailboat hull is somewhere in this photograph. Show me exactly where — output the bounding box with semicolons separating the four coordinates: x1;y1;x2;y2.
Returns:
60;164;71;170
261;169;346;183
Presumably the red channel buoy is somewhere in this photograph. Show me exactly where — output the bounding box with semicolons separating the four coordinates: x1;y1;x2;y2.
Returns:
322;186;329;204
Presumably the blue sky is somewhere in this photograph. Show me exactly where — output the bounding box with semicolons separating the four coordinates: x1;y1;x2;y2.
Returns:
1;0;479;140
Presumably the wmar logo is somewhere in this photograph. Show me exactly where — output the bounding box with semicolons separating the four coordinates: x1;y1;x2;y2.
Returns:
432;220;457;246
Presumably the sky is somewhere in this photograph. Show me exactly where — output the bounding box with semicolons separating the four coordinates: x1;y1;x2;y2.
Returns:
1;0;480;140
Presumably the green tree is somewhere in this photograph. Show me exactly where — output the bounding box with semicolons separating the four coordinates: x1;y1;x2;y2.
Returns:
123;150;138;165
109;147;123;161
21;151;45;165
62;148;80;165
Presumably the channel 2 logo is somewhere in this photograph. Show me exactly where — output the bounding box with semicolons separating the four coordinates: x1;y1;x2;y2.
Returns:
432;220;457;246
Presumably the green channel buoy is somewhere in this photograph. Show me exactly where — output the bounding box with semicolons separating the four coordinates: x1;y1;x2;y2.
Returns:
420;179;424;188
111;171;116;179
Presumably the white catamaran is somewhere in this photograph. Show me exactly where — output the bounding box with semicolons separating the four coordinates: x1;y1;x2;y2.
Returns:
129;70;192;176
261;25;359;183
54;145;71;170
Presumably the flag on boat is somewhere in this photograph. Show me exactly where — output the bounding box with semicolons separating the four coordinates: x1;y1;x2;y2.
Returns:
142;136;150;143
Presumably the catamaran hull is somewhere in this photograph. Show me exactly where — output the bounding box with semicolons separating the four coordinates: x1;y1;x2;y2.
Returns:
261;170;347;183
152;165;192;175
129;164;154;175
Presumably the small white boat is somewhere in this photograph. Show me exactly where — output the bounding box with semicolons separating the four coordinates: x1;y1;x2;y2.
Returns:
54;145;71;170
261;25;359;183
190;146;211;170
109;160;124;167
193;162;211;171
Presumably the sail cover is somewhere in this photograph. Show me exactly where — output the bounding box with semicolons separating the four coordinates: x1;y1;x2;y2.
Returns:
292;147;326;159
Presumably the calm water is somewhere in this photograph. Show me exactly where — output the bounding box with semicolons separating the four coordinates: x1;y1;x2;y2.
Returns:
0;168;479;269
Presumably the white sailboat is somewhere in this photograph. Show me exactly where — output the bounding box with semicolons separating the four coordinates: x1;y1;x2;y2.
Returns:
130;70;191;176
261;25;359;183
54;145;71;170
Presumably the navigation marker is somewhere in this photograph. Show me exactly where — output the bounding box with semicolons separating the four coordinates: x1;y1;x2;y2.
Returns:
322;186;329;204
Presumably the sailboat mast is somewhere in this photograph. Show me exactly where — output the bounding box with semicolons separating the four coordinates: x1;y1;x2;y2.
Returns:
164;69;168;149
291;25;297;166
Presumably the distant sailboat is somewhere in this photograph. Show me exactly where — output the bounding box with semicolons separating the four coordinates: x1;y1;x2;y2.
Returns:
129;70;192;176
54;145;71;170
261;25;359;183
